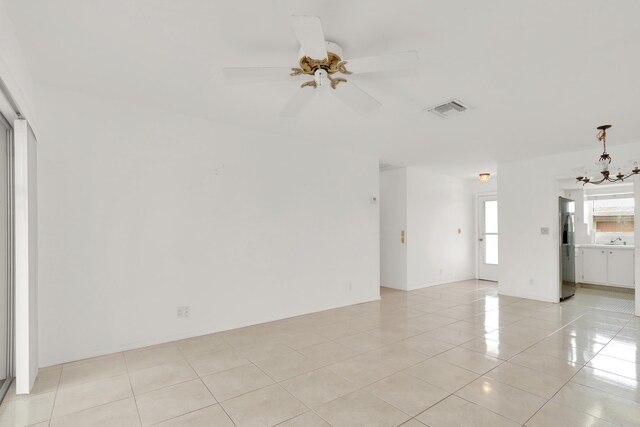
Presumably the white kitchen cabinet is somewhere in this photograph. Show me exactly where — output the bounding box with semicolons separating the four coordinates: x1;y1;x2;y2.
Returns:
581;247;608;285
607;249;635;288
579;246;635;288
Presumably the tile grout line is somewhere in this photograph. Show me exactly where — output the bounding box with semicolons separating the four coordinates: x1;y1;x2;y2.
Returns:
178;345;239;427
123;351;144;427
265;287;517;424
11;281;635;427
520;310;634;425
44;365;62;426
406;294;631;425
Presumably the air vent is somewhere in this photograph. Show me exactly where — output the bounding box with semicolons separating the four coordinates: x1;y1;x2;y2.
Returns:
425;99;469;118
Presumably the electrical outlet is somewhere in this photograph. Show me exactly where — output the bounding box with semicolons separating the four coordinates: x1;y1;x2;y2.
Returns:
177;306;190;318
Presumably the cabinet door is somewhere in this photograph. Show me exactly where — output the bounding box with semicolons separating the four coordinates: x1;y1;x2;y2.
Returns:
607;249;635;288
581;248;607;284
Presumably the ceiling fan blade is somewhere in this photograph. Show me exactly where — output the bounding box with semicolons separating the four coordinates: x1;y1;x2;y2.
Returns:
223;67;294;84
291;15;327;60
333;82;381;116
345;51;419;75
280;88;315;117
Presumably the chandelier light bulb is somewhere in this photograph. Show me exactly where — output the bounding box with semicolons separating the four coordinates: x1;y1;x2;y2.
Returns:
598;156;611;172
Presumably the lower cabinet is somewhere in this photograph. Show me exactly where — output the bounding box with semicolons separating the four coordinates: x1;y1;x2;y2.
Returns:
607;249;635;288
581;248;608;285
580;247;634;288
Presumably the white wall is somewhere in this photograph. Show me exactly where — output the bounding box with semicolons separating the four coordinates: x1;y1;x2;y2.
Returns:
0;0;37;127
469;177;497;195
406;168;475;289
379;168;407;290
379;167;475;291
499;141;640;304
37;85;380;366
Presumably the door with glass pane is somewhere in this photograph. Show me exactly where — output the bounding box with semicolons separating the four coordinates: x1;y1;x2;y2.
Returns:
478;195;498;281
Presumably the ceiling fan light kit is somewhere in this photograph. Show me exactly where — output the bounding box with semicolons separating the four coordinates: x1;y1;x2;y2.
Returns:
291;50;352;89
223;15;419;117
576;125;640;185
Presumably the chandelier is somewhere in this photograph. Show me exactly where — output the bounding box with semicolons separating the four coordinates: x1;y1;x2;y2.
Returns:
576;125;640;185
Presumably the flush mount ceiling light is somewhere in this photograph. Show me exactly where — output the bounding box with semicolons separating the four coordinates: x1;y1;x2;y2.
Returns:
479;173;491;184
576;125;640;185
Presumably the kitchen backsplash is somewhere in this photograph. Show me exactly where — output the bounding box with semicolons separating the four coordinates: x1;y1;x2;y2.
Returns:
594;232;635;245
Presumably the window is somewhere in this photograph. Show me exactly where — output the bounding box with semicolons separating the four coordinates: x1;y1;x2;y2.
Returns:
591;197;634;233
484;200;498;264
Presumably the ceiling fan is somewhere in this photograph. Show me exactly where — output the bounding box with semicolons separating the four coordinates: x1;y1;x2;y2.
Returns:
223;15;419;117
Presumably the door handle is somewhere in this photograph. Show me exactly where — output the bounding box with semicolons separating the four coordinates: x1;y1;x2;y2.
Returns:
478;238;484;242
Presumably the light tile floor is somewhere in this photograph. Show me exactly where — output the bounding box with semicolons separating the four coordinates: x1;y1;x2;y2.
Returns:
0;279;638;426
565;285;636;314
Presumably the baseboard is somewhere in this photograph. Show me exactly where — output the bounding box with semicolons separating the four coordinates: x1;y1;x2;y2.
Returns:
39;294;381;368
497;289;559;304
577;282;635;294
406;276;476;291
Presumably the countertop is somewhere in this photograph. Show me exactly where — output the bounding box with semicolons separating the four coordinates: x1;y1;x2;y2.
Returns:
576;244;635;250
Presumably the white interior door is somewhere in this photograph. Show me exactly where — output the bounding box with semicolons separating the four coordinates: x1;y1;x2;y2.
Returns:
478;195;498;281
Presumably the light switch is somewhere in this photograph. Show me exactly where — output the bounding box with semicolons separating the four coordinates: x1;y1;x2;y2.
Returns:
540;227;549;235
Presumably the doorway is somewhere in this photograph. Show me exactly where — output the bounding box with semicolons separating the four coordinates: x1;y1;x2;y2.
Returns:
0;112;13;400
478;195;498;281
560;184;636;315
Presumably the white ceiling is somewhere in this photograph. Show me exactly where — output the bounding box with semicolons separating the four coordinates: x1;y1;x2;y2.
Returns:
6;0;640;177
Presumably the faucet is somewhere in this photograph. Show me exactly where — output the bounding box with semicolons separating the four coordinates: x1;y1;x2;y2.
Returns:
609;237;623;245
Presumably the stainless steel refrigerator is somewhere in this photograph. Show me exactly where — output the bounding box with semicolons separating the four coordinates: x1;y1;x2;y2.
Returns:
559;197;576;300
